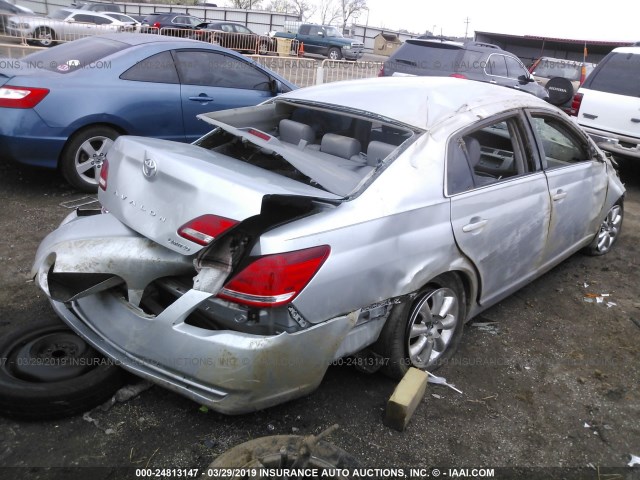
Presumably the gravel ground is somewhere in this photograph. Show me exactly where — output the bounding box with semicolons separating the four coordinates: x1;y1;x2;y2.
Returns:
0;157;638;479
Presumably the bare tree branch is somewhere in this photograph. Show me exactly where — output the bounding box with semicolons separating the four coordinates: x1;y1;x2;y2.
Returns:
340;0;367;27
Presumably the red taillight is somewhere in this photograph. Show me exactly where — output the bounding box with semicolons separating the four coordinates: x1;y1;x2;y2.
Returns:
98;158;109;191
378;65;385;77
449;73;467;79
153;21;161;29
218;245;330;308
0;86;49;109
569;92;583;117
177;214;238;246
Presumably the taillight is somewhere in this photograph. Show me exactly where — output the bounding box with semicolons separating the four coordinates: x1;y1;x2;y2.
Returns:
153;21;161;29
177;214;238;246
450;73;467;79
378;65;385;77
0;86;49;109
569;92;583;117
218;245;330;308
98;158;109;191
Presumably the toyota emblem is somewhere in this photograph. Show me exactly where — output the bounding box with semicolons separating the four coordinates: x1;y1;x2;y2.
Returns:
142;157;157;178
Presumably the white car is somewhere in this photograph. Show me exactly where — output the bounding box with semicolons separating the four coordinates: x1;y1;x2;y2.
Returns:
7;8;140;47
570;46;640;159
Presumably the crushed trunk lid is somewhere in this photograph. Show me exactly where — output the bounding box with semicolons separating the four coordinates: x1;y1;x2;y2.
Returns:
99;136;340;255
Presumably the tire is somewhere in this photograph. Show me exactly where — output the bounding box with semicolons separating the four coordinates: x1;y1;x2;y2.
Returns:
0;318;124;420
374;273;466;379
60;125;119;193
545;77;574;106
328;47;342;60
33;27;56;48
207;435;360;478
257;40;269;55
583;201;623;256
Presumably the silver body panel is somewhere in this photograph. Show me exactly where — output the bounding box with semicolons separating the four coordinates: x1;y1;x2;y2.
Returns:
32;77;625;414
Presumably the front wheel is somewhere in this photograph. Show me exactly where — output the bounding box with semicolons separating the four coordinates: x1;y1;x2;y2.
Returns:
374;273;466;379
60;125;119;192
583;201;623;256
32;27;56;47
327;47;342;60
0;319;124;420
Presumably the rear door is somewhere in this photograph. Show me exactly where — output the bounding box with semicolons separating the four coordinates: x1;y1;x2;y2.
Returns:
526;111;608;262
578;50;640;139
448;113;552;305
173;49;274;142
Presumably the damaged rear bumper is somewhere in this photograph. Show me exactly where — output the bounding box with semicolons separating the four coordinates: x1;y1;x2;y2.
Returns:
50;294;356;414
32;212;359;414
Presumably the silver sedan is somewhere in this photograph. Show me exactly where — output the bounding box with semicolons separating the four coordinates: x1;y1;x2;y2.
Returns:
32;77;625;414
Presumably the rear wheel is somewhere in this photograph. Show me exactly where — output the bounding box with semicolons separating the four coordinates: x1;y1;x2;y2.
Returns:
375;273;465;379
60;125;119;192
0;318;124;420
583;201;623;256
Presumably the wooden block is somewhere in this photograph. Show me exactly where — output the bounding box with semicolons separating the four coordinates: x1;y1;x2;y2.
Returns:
384;367;428;431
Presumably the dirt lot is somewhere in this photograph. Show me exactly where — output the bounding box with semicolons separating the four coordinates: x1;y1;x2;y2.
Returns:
0;156;639;479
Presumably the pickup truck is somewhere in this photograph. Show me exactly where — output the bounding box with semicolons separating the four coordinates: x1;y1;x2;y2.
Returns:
570;46;640;160
274;23;364;60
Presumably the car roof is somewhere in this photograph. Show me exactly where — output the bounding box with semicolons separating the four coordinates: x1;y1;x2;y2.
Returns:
280;76;550;131
88;32;212;46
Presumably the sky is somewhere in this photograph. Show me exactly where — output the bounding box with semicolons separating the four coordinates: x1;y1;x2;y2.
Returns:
349;0;639;42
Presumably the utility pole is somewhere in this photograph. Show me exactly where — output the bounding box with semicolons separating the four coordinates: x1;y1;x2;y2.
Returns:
464;17;470;40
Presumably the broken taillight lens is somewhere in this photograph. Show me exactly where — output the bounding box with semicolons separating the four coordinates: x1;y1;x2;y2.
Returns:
177;214;238;246
98;158;109;191
569;92;583;117
0;86;49;109
218;245;330;308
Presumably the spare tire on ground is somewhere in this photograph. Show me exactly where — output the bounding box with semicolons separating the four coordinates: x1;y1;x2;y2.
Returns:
545;76;574;105
0;318;124;420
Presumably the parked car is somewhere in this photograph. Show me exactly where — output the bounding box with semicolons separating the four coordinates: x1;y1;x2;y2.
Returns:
75;2;122;13
140;12;203;35
381;39;549;100
569;46;640;160
273;23;364;60
529;56;596;112
23;77;624;416
0;0;34;33
6;8;139;47
191;21;275;54
0;33;295;191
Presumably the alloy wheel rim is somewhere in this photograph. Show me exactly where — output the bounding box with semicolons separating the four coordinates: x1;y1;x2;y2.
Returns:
74;136;114;185
596;205;622;253
407;287;458;368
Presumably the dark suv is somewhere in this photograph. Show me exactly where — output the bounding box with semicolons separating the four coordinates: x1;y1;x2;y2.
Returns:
381;39;548;100
141;13;203;34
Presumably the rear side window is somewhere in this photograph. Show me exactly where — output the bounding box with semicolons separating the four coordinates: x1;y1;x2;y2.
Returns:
21;36;127;73
486;54;508;77
120;51;179;84
587;52;640;97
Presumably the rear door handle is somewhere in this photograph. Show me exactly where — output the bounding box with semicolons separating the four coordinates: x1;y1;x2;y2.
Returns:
189;94;215;103
552;190;567;201
582;113;598;120
462;218;488;233
631;118;640;123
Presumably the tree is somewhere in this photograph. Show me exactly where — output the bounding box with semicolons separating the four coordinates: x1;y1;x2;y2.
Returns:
289;0;316;21
228;0;263;8
264;0;291;12
318;0;341;25
340;0;367;27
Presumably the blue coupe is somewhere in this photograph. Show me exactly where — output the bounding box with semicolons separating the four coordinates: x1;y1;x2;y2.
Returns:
0;33;295;191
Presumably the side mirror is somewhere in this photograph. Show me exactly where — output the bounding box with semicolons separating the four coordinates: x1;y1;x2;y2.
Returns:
270;78;282;95
518;74;534;84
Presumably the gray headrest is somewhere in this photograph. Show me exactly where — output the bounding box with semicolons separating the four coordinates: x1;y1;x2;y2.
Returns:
320;133;361;159
279;119;315;145
463;137;482;167
366;141;396;166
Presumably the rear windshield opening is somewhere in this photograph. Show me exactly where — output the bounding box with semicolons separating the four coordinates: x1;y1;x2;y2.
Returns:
197;103;415;196
21;37;128;74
